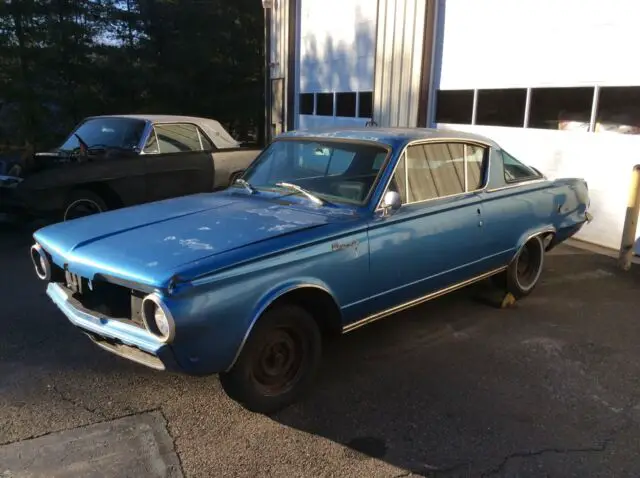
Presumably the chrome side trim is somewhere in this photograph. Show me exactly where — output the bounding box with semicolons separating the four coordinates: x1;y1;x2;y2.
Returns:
342;266;508;334
225;283;336;372
485;178;548;193
374;138;494;212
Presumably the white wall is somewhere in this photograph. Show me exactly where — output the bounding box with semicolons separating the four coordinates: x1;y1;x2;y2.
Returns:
435;0;640;254
439;0;640;89
439;123;640;253
297;0;377;129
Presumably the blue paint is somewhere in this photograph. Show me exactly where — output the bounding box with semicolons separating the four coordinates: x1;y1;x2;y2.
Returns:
33;128;591;375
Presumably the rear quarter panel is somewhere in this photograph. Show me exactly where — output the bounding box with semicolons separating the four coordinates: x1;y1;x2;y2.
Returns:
479;178;589;270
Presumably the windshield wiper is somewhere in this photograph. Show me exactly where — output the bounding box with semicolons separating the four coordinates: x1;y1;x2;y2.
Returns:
275;182;326;206
234;177;256;194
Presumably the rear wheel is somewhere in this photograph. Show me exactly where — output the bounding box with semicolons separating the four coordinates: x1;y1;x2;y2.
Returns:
219;304;322;414
63;190;108;221
494;235;545;299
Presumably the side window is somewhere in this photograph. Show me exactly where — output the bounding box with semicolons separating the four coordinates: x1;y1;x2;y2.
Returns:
155;123;201;153
387;142;488;205
143;129;159;154
198;129;215;151
501;150;541;182
406;143;465;202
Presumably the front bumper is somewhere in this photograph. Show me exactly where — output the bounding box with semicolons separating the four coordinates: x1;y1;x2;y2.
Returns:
47;282;181;372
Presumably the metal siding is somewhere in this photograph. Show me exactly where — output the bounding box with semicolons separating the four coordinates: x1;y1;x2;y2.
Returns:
373;0;427;127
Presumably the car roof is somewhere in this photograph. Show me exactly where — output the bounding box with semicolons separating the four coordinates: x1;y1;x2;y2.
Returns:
278;127;500;149
83;114;240;149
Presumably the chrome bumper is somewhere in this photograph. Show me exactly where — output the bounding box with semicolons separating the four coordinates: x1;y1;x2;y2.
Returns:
47;283;170;370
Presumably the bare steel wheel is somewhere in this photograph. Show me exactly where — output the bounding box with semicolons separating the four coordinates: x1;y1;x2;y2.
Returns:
63;190;108;221
219;304;322;414
251;327;306;396
504;235;545;299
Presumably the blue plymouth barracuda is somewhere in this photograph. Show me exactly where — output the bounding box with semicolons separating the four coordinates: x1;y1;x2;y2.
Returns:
30;127;592;413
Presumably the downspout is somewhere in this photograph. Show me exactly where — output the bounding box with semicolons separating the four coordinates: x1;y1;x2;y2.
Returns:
264;6;273;146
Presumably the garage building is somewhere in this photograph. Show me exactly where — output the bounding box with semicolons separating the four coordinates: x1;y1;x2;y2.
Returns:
265;0;640;254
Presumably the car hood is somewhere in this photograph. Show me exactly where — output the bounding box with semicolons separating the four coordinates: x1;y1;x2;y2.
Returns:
34;192;350;287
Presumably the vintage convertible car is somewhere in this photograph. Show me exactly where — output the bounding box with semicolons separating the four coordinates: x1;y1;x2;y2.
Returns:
1;114;260;222
30;127;592;413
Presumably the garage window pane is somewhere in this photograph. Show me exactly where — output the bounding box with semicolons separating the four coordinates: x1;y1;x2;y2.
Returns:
358;92;373;118
300;93;314;115
529;87;593;130
435;90;473;124
596;86;640;134
155;124;201;153
476;89;527;127
316;93;334;117
336;92;357;117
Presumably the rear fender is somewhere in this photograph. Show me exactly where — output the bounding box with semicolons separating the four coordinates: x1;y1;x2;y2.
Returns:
511;226;556;262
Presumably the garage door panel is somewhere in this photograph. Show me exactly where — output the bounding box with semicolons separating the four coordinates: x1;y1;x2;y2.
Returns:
297;0;376;128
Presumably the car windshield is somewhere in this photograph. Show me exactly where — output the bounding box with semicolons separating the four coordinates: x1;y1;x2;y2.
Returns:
59;117;146;152
240;139;389;205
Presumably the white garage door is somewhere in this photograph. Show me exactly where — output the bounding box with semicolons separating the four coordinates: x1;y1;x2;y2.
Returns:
296;0;377;130
434;0;640;254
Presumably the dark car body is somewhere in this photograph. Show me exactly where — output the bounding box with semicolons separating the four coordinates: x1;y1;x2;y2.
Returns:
0;114;260;222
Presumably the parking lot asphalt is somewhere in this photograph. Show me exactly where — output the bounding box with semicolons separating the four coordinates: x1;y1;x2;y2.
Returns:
1;223;640;477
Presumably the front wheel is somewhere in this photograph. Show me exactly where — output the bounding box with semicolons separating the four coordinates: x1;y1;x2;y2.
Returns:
219;304;322;414
494;235;545;299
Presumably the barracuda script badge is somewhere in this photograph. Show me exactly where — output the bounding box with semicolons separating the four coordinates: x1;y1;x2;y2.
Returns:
331;239;359;253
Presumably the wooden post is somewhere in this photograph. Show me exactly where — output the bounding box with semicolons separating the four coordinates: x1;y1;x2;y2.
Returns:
618;165;640;270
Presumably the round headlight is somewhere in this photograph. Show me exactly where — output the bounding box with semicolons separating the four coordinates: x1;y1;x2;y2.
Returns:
154;306;170;338
30;244;51;281
142;294;175;343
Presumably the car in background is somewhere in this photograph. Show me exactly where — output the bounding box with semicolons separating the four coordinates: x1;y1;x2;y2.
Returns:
0;114;261;222
30;127;592;413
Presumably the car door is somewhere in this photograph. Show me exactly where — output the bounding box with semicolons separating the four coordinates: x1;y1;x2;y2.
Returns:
143;122;214;202
364;141;490;316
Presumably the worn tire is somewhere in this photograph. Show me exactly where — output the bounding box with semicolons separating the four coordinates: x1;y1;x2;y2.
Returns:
62;189;108;222
499;235;545;299
219;304;322;414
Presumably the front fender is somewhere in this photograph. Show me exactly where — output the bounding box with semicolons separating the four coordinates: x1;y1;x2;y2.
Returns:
224;278;338;372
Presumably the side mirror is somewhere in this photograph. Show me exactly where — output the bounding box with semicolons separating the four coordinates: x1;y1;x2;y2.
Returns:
380;190;401;215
